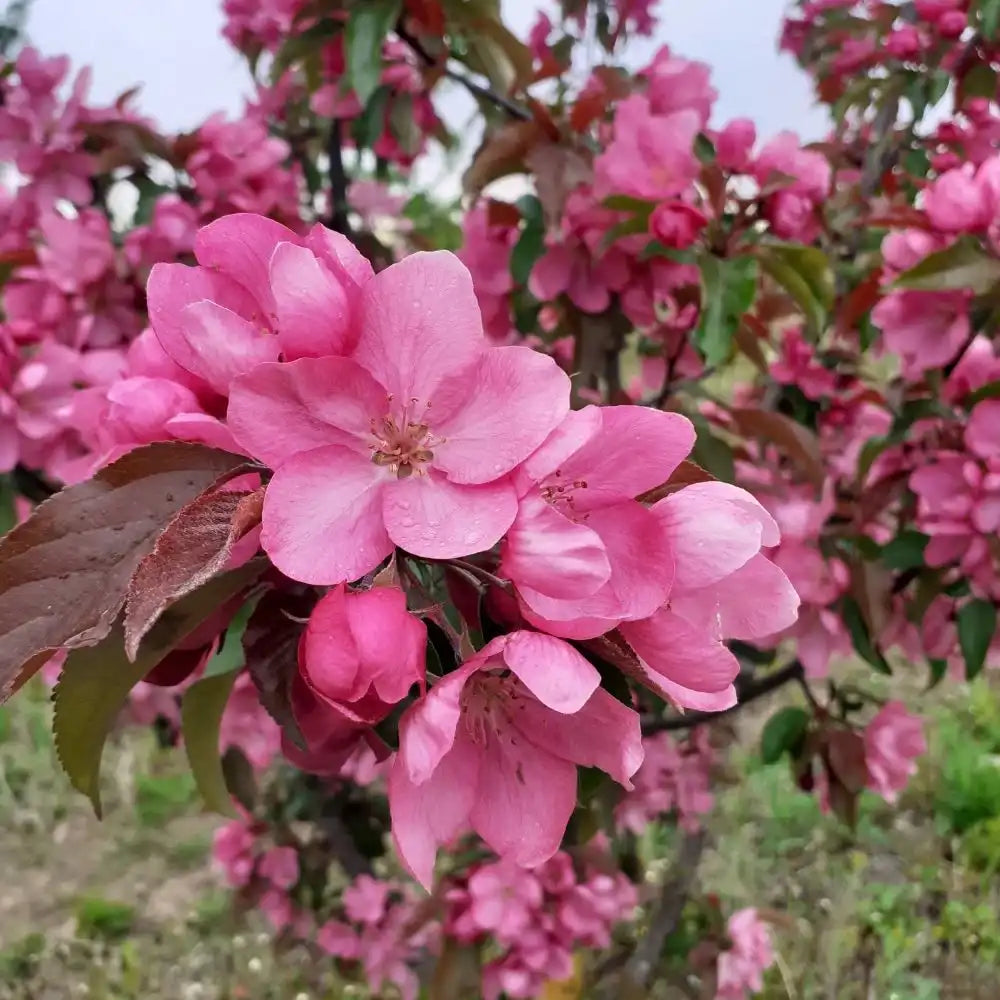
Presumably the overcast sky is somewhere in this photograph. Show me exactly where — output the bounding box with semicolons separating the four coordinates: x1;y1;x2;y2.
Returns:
25;0;828;180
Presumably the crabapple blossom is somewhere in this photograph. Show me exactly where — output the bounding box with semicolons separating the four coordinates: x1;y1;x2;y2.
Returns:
864;702;927;803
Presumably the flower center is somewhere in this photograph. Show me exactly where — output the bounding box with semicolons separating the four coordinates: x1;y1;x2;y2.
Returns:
369;396;442;479
460;671;519;747
539;471;589;520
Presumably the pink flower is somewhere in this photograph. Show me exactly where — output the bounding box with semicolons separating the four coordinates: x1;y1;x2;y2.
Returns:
212;820;256;887
966;399;1000;460
317;919;362;960
649;201;708;249
716;908;775;999
300;584;426;724
148;214;373;396
467;861;544;936
228;251;570;584
219;673;282;770
924;167;995;232
343;874;391;925
715;119;756;172
594;95;701;202
503;405;694;634
770;327;837;400
641;46;717;124
620;483;799;711
389;631;643;887
872;290;971;377
864;702;926;803
259;846;300;890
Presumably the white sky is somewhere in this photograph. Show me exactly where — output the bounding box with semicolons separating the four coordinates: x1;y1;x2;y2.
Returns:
25;0;829;185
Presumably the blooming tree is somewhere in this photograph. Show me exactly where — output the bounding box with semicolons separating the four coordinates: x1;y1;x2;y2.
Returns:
0;0;998;995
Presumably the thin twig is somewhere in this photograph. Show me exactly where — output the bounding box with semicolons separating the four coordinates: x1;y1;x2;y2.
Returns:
397;24;532;122
624;831;707;987
447;559;513;593
326;118;352;235
641;660;806;734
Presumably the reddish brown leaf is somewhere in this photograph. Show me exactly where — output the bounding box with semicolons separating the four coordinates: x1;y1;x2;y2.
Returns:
124;486;264;660
730;408;825;488
837;268;883;336
242;588;311;750
0;443;247;704
825;728;869;794
850;558;892;639
485;199;521;229
462;119;544;197
526;142;593;228
734;316;770;373
637;460;716;505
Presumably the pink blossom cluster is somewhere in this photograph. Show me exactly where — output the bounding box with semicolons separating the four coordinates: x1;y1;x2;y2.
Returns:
715;908;775;1000
317;874;439;1000
445;852;637;999
616;728;716;834
128;211;798;884
863;701;927;804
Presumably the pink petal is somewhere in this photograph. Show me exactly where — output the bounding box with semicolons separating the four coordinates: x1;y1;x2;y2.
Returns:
307;223;374;290
390;733;479;889
555;406;695;510
146;262;261;374
164;412;245;453
584;501;674;619
398;665;475;784
431;346;571;484
501;632;600;713
502;492;611;600
518;600;619;641
260;445;392;584
620;607;741;710
966;400;1000;460
382;473;517;558
303;585;363;701
270;241;356;360
194;213;301;320
354;251;485;406
528;245;572;301
227;357;384;468
670;553;800;640
521;407;603;485
469;735;576;868
654;482;780;590
514;687;643;788
178;300;279;395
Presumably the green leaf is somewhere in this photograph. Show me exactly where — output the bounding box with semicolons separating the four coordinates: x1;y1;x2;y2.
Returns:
599;212;652;251
511;221;545;287
350;84;391;149
182;668;240;817
690;415;735;482
601;194;656;213
694;255;758;365
694;132;716;164
957;599;997;680
53;560;265;817
894;236;1000;296
927;657;949;690
760;706;810;764
966;380;1000;406
961;63;998;101
759;243;834;334
842;596;892;674
881;531;929;571
980;0;1000;38
345;0;402;106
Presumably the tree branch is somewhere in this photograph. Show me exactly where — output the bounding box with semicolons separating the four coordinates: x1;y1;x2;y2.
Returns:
326;118;352;235
624;830;707;988
641;660;807;734
397;24;532;122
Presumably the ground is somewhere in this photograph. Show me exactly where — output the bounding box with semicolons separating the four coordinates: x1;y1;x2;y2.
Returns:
2;674;1000;1000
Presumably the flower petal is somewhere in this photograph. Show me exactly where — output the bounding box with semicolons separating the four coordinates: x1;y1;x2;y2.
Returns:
556;406;695;510
383;473;517;559
520;407;603;485
430;346;571;484
670;553;800;640
270;241;356;360
260;445;392;584
307;223;374;290
515;687;643;788
178;300;279;394
653;481;780;590
501;492;611;600
354;251;485;404
501;631;600;714
470;734;577;869
620;607;741;709
194;212;301;320
227;357;384;468
390;732;480;890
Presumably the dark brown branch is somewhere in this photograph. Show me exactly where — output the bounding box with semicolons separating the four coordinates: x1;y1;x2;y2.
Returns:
326;118;352;235
641;660;806;734
396;24;532;122
12;464;58;503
